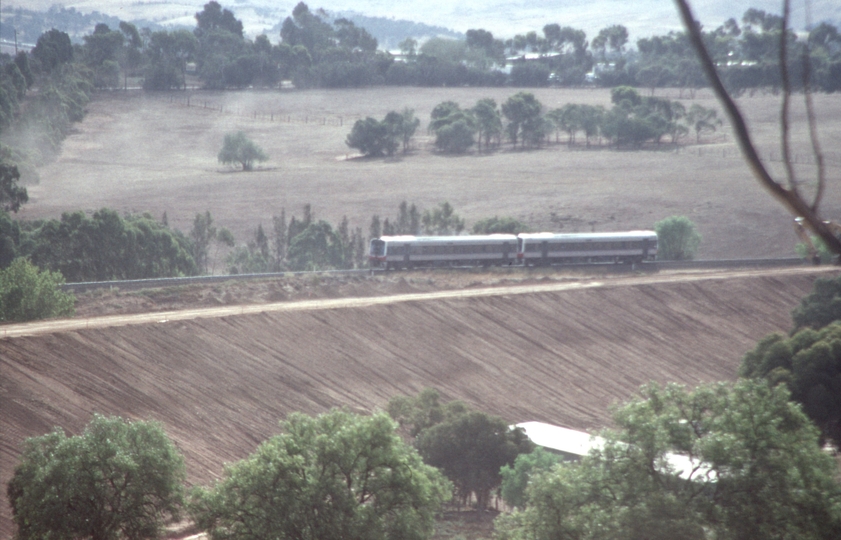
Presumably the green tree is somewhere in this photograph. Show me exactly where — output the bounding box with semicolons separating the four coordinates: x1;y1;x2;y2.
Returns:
499;447;562;510
421;202;465;235
686;103;723;143
190;211;217;274
496;380;841;540
24;210;196;282
286;220;345;270
741;322;841;446
502;92;544;148
218;132;268;171
434;120;476;153
32;29;74;74
654;215;701;260
0;162;28;213
190;409;450;540
472;98;502;151
791;274;841;331
416;411;533;509
398;108;421;152
195;1;244;38
0;258;74;322
429;101;476;154
472;216;528;234
346;117;390;157
387;388;469;438
7;414;186;540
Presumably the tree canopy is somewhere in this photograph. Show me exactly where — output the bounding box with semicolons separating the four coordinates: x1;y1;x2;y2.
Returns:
741;321;841;447
0;163;29;213
496;380;841;540
791;274;841;331
388;388;533;510
190;409;450;540
218;132;268;171
0;258;74;322
8;414;186;540
654;215;701;260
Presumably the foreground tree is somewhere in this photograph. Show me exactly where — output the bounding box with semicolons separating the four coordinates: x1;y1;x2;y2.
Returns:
654;215;701;260
190;409;451;540
791;274;841;331
8;415;186;540
0;258;74;322
496;380;841;540
741;321;841;446
218;132;268;171
416;411;533;509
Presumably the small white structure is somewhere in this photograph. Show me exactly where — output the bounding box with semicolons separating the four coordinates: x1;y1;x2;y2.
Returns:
516;421;711;481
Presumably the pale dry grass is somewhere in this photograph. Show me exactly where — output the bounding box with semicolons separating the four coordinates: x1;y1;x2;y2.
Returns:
17;87;841;261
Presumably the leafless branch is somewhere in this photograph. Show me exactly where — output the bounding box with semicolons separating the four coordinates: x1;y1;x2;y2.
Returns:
802;1;826;211
673;0;841;256
779;0;799;195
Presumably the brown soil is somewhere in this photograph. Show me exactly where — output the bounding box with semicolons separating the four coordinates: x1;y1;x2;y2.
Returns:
2;266;837;538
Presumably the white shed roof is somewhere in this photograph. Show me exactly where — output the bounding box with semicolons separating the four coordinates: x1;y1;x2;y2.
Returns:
515;421;711;481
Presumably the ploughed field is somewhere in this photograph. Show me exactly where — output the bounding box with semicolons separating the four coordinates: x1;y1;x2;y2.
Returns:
17;87;841;262
1;266;837;537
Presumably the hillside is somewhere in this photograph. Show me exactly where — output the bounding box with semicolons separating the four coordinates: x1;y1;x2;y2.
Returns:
1;266;836;538
6;0;839;42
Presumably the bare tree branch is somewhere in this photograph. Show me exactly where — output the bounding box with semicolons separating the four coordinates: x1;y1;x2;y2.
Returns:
802;1;827;211
673;0;841;257
779;0;799;196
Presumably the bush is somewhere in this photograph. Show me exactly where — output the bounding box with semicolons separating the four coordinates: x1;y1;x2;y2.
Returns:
654;215;701;260
8;415;186;540
791;274;841;331
472;216;529;234
0;258;74;322
218;132;268;171
190;409;450;540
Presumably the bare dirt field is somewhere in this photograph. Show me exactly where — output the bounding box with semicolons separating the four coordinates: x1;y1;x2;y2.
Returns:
1;266;838;537
17;87;841;265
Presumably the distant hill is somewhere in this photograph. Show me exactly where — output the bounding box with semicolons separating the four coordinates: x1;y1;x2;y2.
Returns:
2;1;839;47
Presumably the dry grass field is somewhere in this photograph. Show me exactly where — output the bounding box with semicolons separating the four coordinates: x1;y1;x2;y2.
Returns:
18;87;841;264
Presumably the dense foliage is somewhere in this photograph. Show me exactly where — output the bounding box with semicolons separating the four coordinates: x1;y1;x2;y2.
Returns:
8;209;197;282
388;388;534;510
218;132;268;171
791;274;841;331
654;215;701;260
8;415;186;540
496;380;841;540
741;321;841;447
190;409;451;540
0;258;74;322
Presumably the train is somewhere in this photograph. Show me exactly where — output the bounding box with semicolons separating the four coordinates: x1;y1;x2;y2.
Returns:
368;230;658;269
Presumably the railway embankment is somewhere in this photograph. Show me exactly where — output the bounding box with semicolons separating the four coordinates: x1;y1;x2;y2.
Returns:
1;266;837;537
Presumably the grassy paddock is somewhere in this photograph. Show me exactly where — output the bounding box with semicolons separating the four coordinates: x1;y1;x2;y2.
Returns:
18;86;841;261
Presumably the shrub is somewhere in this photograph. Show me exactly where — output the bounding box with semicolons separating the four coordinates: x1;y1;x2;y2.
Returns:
654;215;701;260
0;258;74;322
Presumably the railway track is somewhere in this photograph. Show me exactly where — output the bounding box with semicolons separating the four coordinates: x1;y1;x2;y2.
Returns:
61;258;809;293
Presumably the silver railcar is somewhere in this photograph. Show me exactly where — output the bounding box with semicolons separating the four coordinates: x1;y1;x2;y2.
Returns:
369;235;518;269
517;231;658;265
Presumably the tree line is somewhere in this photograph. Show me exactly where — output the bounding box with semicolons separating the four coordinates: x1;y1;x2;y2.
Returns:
347;87;723;157
8;275;841;538
6;3;840;101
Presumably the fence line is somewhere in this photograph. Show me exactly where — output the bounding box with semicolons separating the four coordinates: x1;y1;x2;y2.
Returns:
683;146;841;168
164;94;361;127
159;94;841;167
